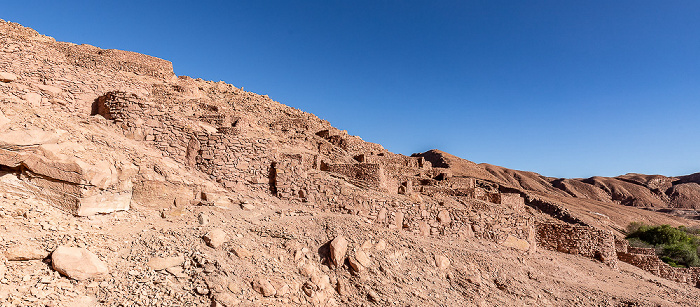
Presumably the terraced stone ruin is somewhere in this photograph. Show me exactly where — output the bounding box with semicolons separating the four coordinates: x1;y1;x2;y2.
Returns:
2;19;700;306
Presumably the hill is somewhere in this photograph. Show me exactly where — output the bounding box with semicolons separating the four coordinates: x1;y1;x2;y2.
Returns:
1;19;700;306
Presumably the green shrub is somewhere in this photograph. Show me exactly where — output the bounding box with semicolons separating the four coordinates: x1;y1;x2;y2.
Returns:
626;223;700;268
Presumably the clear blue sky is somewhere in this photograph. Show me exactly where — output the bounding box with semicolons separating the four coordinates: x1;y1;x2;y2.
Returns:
4;1;699;178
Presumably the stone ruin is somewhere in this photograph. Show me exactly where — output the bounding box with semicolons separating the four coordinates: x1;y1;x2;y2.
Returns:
2;18;698;290
45;88;700;286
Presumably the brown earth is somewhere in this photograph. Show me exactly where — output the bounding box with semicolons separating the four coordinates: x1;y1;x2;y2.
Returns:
1;19;700;306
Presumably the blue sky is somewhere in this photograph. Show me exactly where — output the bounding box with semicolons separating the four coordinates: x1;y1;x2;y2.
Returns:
4;1;699;178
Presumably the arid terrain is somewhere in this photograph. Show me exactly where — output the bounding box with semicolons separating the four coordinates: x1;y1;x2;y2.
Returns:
2;20;700;306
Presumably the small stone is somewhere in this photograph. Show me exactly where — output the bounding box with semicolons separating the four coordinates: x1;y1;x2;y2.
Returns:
376;208;387;223
25;92;42;106
419;221;430;237
0;72;17;83
336;279;350;296
437;210;451;224
51;246;109;280
354;250;371;268
251;277;276;297
348;257;363;272
198;212;209;226
393;212;404;229
4;245;49;261
270;279;289;297
374;239;387;252
203;228;227;248
71;296;99;307
501;235;530;251
195;286;209;295
240;202;256;211
147;255;184;271
434;254;450;271
329;236;348;267
227;281;241;293
232;246;252;259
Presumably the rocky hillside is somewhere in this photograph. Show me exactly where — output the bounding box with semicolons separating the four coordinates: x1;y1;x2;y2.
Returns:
1;19;700;306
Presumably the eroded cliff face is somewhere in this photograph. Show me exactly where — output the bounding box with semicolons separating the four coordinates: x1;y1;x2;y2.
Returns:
1;19;700;307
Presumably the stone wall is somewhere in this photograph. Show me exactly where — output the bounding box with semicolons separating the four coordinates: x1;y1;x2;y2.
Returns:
95;91;539;254
617;252;700;287
536;222;617;267
56;43;175;79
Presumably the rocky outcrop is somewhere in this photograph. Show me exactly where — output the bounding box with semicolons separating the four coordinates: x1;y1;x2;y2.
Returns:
0;129;136;216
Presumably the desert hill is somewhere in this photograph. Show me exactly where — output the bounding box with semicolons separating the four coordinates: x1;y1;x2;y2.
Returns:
1;19;700;306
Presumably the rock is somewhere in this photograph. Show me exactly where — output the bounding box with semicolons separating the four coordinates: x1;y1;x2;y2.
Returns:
251;276;276;297
71;296;99;307
354;250;371;268
4;245;49;261
51;246;109;280
348;256;363;272
37;83;62;96
25;92;42;106
393;212;404;229
227;281;241;293
329;235;348;267
419;221;430;237
198;212;209;226
437;210;451;224
270;279;290;297
374;239;387;252
0;72;17;83
203;228;227;248
376;208;387;223
336;279;350;296
434;254;450;271
361;240;373;250
232;246;252;259
195;286;209;295
240;201;256;211
147;255;184;271
501;235;530;251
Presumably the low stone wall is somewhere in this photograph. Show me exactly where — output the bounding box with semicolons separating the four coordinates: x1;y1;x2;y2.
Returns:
617;252;700;287
536;222;617;267
628;247;656;255
57;43;174;79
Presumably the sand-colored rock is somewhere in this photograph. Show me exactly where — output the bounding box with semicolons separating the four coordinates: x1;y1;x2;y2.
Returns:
51;246;109;280
147;255;185;271
329;236;348;267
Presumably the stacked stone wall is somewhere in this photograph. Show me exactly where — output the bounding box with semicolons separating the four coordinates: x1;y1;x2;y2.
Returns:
617;252;700;287
56;43;174;79
536;222;617;267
